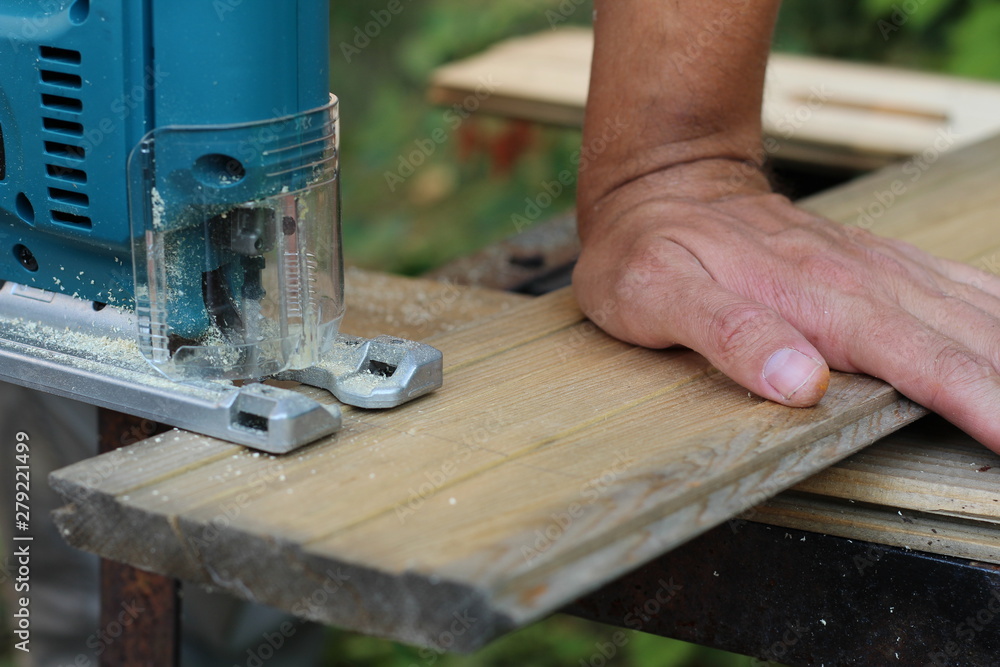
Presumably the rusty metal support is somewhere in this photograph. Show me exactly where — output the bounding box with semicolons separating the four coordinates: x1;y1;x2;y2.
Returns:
97;409;179;667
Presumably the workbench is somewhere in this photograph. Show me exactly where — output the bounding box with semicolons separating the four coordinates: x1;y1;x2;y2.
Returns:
48;125;1000;665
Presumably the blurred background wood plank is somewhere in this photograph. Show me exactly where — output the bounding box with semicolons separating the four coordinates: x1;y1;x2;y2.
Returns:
429;28;1000;171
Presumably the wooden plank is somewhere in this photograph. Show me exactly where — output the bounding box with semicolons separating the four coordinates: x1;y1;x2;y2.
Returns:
429;27;1000;170
50;134;1000;651
789;416;1000;524
749;492;1000;566
421;194;1000;557
340;266;529;340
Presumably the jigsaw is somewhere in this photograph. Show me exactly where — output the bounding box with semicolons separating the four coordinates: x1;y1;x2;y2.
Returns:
0;0;442;453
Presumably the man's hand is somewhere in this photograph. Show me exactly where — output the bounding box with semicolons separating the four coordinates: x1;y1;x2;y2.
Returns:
577;0;1000;452
573;159;1000;451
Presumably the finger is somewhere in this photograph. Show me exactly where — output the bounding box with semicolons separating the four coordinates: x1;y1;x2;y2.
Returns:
609;243;831;407
844;301;1000;450
882;238;1000;300
933;258;1000;299
898;286;1000;374
842;242;1000;370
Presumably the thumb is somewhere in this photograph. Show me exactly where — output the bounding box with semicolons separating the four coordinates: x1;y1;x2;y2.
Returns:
666;278;830;406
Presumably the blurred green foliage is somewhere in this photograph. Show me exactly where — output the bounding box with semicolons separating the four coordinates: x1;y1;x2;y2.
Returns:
322;614;755;667
331;1;591;274
777;0;1000;77
333;0;1000;275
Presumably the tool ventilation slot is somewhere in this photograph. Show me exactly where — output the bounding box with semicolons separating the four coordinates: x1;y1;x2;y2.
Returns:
40;69;82;89
46;164;86;184
51;210;92;228
42;117;83;137
44;141;85;160
39;45;89;229
41;94;82;113
39;46;82;65
49;187;89;207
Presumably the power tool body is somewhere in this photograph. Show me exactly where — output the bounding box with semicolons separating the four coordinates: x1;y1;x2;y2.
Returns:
0;0;442;453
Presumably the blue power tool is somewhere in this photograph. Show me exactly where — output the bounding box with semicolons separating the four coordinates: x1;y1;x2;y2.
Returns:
0;0;442;452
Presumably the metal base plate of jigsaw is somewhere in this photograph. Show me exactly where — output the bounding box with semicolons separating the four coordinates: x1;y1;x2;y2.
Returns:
0;281;442;454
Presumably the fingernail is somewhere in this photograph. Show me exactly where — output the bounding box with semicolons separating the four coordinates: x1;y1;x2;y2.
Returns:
764;348;823;400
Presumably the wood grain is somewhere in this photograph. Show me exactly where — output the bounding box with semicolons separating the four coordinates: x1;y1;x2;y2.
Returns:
340;266;529;340
749;492;1000;566
51;134;1000;650
429;28;1000;170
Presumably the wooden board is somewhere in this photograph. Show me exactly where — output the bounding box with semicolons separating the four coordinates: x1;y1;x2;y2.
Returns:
370;258;1000;562
341;265;529;339
741;415;1000;565
750;492;1000;566
429;28;1000;170
50;134;1000;651
791;416;1000;525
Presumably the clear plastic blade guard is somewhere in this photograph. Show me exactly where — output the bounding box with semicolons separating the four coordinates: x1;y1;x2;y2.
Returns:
128;97;343;381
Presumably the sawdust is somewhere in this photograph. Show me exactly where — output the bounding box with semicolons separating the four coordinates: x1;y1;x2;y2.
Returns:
0;314;145;370
193;322;242;369
151;187;166;230
336;369;383;395
0;311;232;401
340;266;525;340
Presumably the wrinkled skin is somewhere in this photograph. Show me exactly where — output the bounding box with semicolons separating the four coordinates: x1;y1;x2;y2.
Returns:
575;158;1000;451
577;0;1000;453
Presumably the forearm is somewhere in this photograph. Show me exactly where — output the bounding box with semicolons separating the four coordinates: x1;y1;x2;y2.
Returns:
579;0;782;236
